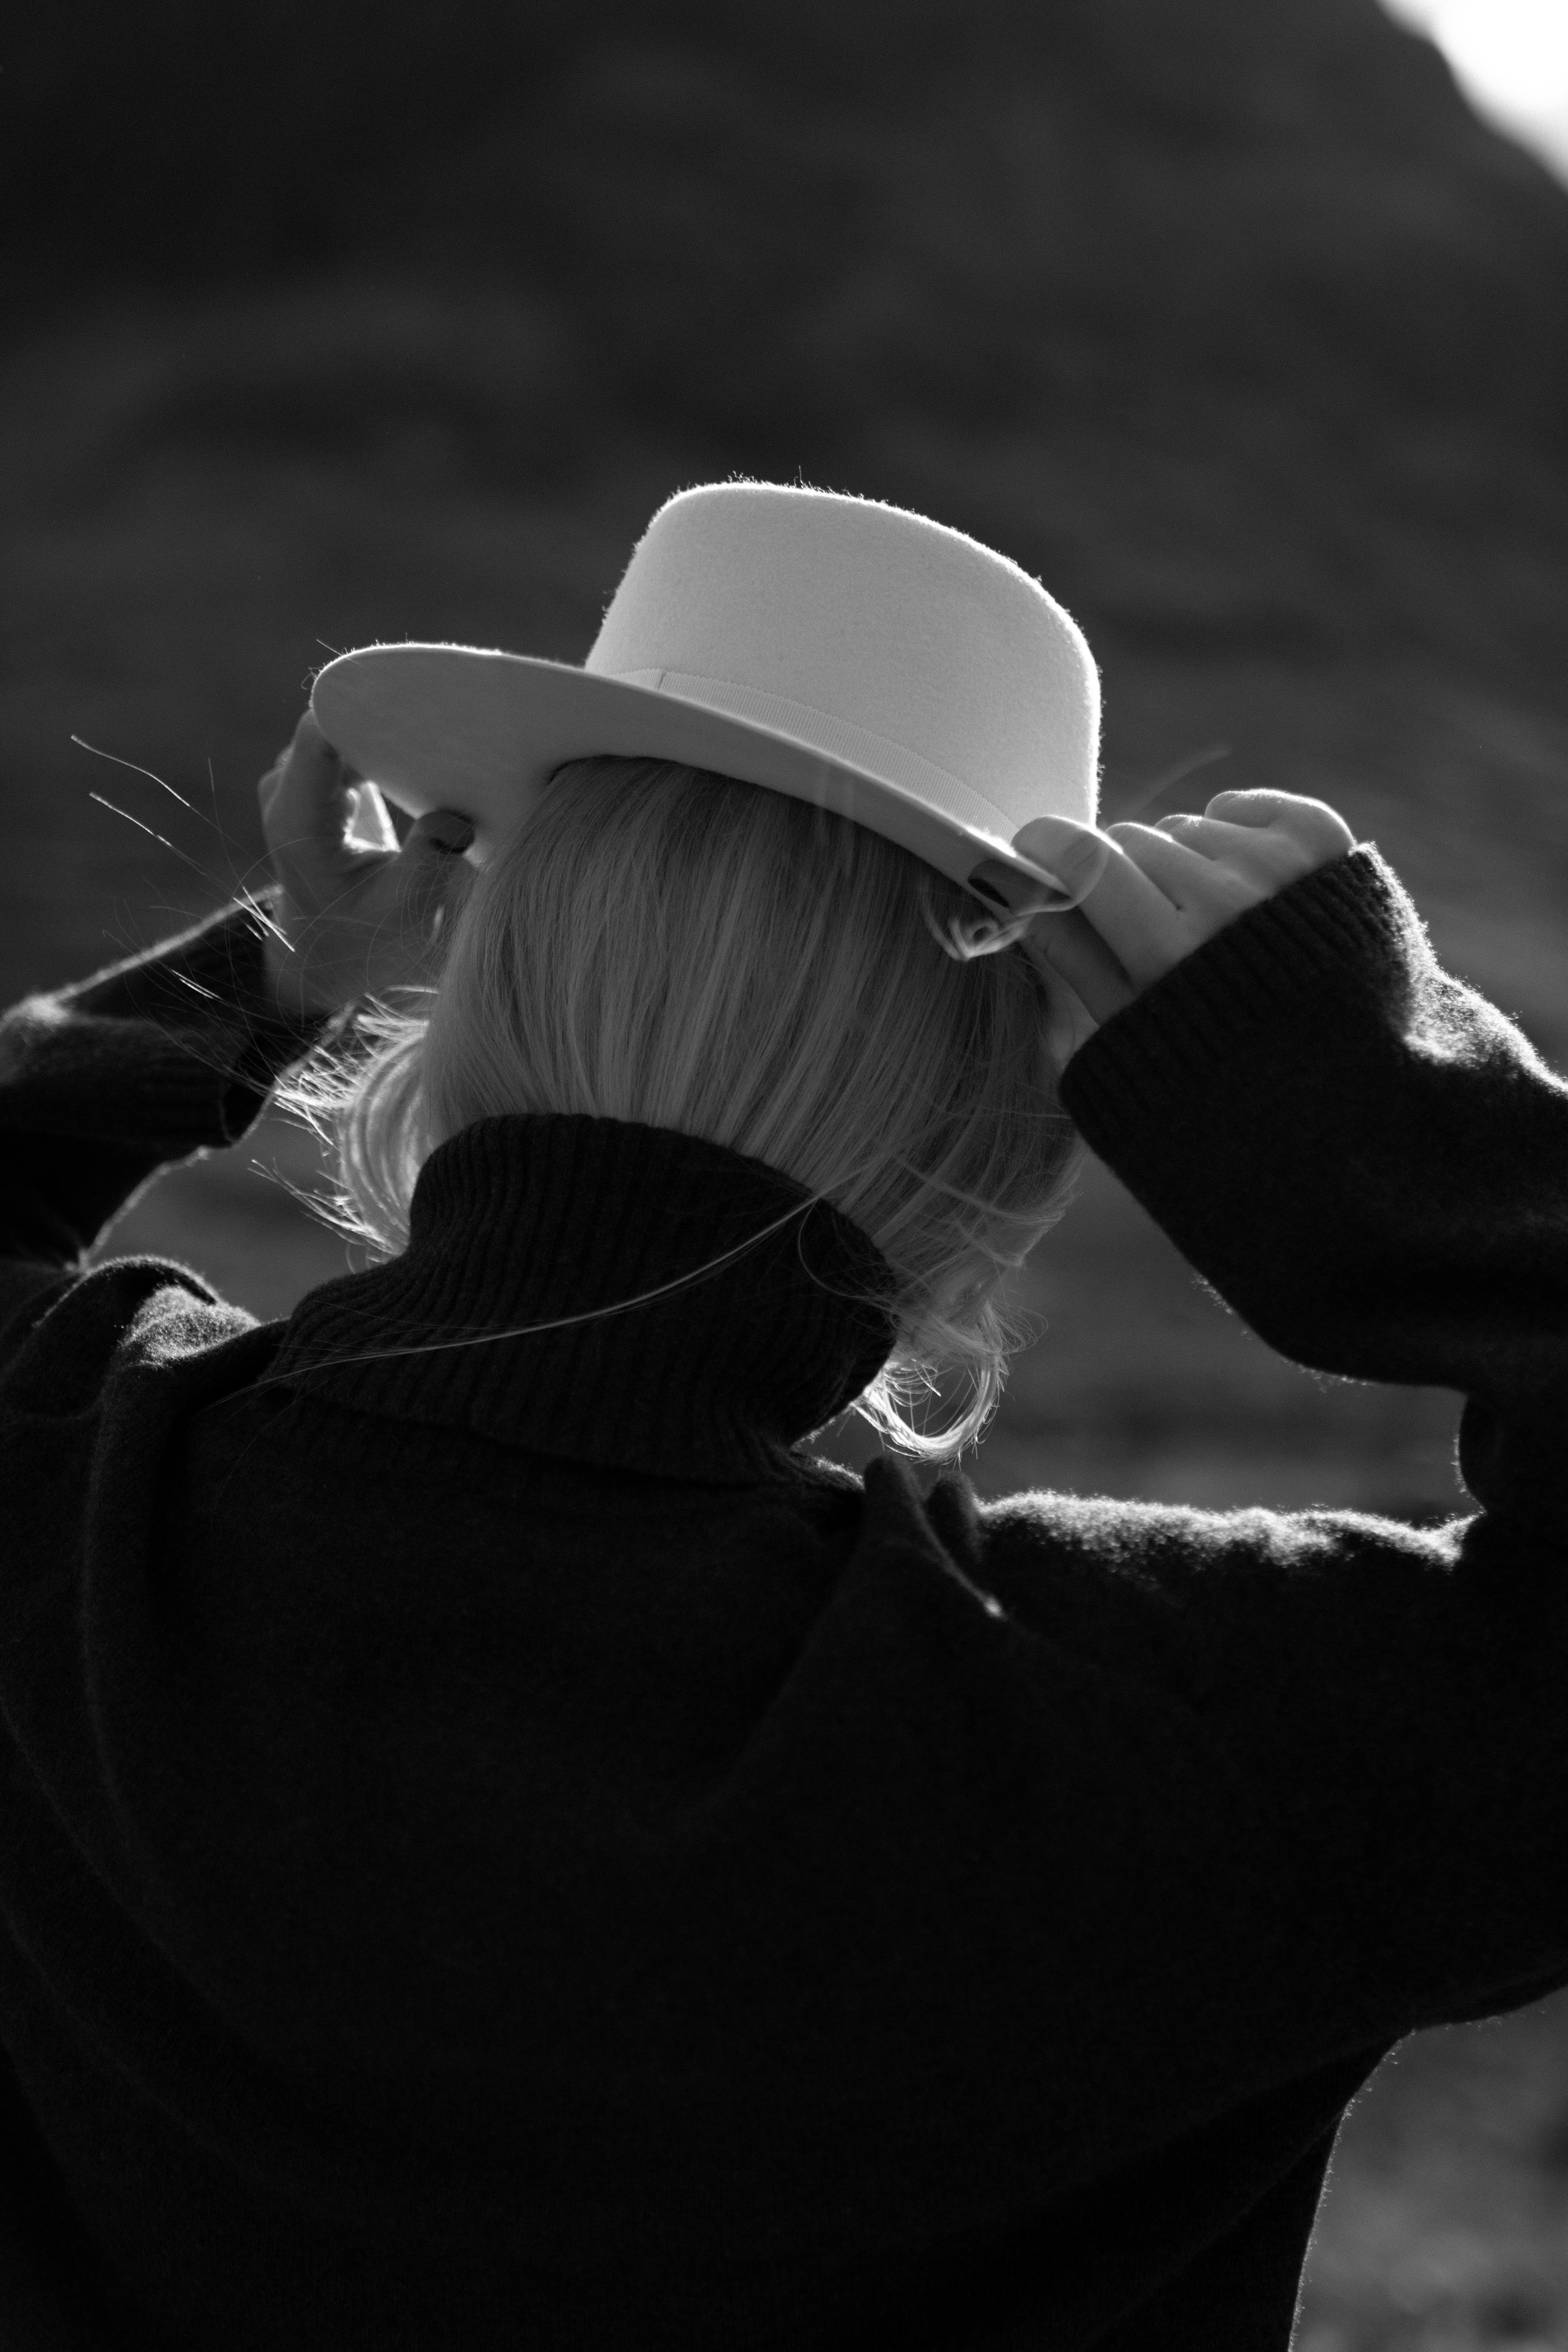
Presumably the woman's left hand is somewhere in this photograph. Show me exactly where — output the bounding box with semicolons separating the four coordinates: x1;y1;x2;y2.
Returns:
1017;788;1357;1064
257;711;476;1018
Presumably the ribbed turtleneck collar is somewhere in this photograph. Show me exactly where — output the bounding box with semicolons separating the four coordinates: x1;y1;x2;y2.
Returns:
268;1115;899;1485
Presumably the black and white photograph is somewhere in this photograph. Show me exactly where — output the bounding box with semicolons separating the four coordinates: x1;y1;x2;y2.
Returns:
3;2;1568;2345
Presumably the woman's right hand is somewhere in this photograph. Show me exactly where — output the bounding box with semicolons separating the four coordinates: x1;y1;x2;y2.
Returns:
1018;789;1357;1063
258;711;476;1018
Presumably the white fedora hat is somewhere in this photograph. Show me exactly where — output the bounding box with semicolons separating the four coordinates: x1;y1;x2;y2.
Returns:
311;480;1102;915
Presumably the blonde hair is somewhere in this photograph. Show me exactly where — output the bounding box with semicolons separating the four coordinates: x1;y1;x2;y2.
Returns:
279;756;1080;1460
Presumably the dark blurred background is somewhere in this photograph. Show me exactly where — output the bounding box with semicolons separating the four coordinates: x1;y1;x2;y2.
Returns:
5;4;1568;2341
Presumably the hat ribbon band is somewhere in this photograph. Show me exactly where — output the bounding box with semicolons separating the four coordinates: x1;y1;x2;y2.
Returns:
606;667;1024;852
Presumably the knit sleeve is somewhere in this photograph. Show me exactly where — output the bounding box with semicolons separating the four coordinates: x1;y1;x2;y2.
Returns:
956;844;1568;2060
1060;844;1568;1530
0;897;334;1310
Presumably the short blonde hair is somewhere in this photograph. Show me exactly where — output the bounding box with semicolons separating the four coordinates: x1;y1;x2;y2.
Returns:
282;756;1080;1460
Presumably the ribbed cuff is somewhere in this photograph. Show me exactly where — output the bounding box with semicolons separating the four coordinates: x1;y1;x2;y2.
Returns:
1059;846;1419;1165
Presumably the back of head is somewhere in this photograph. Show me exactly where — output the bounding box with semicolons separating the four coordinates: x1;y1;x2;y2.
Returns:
303;757;1079;1458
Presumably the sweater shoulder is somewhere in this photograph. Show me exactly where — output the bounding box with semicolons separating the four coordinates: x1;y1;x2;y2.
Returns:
0;1253;262;1421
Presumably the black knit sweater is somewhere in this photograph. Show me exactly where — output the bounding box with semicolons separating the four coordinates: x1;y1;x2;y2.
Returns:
2;848;1566;2351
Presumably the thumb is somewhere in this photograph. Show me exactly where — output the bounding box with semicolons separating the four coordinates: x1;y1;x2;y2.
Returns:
395;809;478;937
406;809;477;858
1010;816;1112;907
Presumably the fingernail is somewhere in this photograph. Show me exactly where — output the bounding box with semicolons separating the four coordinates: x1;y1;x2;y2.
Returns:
430;817;475;854
1018;826;1103;888
1055;834;1104;885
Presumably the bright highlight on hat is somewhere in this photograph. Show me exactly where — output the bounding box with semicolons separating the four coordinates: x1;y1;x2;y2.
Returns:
312;480;1105;924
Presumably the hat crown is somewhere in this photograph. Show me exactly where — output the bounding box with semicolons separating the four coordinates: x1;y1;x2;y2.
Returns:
585;482;1099;835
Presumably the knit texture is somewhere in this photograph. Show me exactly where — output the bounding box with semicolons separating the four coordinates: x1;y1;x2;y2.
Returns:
1;851;1567;2351
269;1114;898;1483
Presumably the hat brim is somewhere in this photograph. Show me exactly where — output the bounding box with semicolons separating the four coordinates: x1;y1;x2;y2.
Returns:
311;643;1077;912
